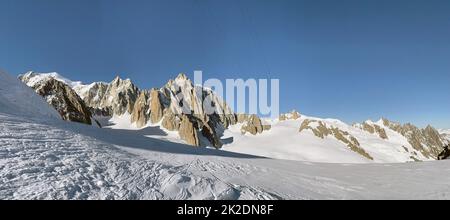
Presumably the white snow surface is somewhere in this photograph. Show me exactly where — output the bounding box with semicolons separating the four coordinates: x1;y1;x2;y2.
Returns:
0;70;59;119
3;70;450;199
223;120;370;163
440;129;450;144
20;71;84;88
3;111;450;199
222;116;429;163
19;71;108;100
439;129;450;137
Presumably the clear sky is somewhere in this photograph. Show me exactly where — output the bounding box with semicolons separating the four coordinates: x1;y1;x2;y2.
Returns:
1;0;450;128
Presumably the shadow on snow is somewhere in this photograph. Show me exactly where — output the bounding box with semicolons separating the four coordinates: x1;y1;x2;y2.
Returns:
58;119;263;159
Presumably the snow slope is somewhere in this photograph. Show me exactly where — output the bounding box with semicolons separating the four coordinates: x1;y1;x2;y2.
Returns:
0;70;59;119
19;71;106;100
0;113;277;199
440;129;450;134
222;120;370;163
96;113;185;145
20;71;84;89
222;116;429;163
2;70;450;199
3;112;450;199
439;129;450;141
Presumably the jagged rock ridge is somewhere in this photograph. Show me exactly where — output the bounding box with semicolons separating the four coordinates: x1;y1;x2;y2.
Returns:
20;71;446;160
299;119;374;160
20;72;269;148
354;121;388;140
381;118;446;159
19;72;93;125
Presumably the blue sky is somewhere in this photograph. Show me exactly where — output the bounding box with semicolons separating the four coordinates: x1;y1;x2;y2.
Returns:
1;0;450;128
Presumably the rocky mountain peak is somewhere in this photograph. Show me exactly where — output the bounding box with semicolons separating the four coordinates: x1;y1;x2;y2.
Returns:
20;71;36;79
95;76;139;115
18;72;284;149
111;75;133;86
155;74;237;148
164;73;192;89
299;118;373;160
377;118;446;159
111;75;122;83
19;74;93;125
381;117;391;126
425;125;436;132
176;72;188;80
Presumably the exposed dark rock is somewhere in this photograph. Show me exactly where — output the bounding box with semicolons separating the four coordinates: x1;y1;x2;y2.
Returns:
131;90;150;127
299;119;373;160
20;76;92;125
437;145;450;160
241;114;270;135
383;118;446;159
89;107;112;117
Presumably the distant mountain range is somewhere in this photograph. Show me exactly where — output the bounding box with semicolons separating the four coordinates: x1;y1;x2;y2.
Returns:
19;71;450;163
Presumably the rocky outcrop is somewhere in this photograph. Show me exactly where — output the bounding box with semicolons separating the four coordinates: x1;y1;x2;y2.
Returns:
240;114;271;135
241;114;263;135
161;73;235;125
237;114;249;123
377;126;388;139
437;145;450;160
330;127;373;160
76;82;109;108
279;110;301;121
424;125;444;151
101;76;139;115
161;111;224;148
89;107;112;117
382;118;446;159
178;114;200;146
131;90;151;127
154;73;239;148
19;75;92;125
127;76;225;147
299;119;373;160
75;76;139;116
262;124;272;131
161;109;181;131
299;120;330;138
201;119;223;148
357;122;388;139
150;89;164;124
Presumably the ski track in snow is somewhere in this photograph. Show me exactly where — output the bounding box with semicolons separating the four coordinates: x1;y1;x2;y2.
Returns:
0;113;279;200
3;113;450;200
